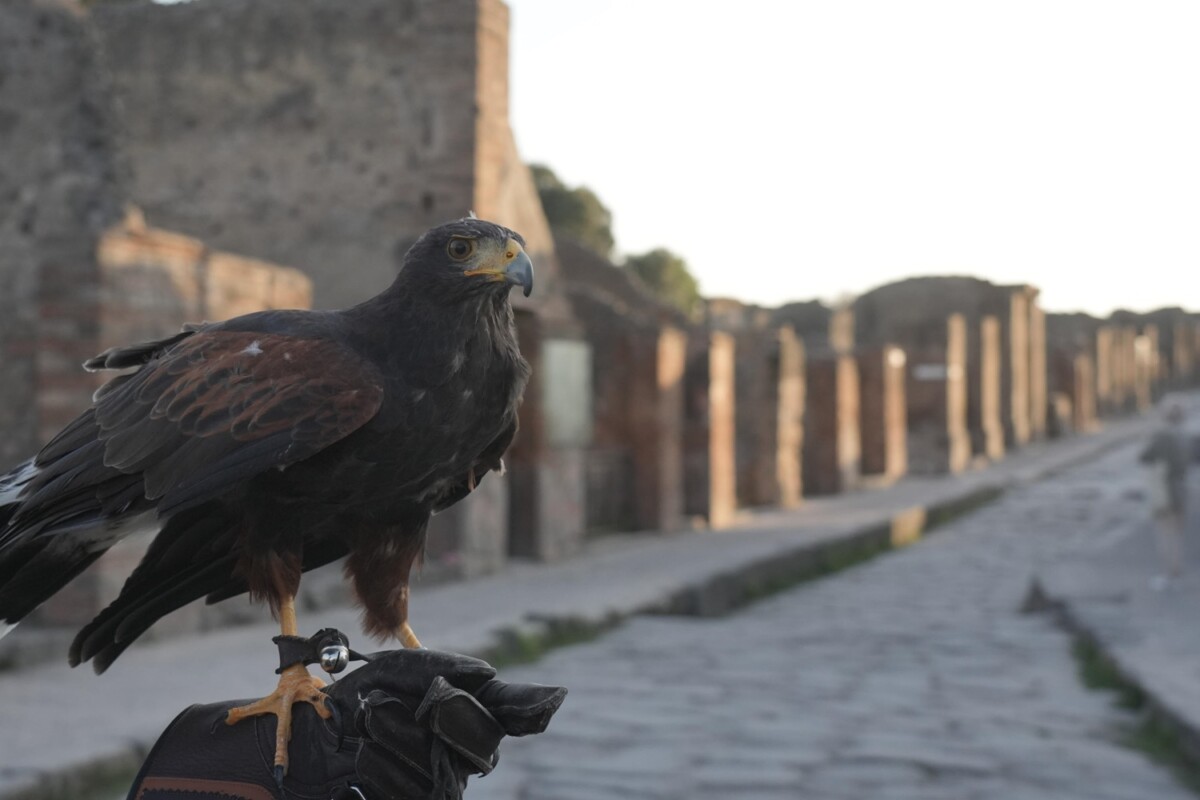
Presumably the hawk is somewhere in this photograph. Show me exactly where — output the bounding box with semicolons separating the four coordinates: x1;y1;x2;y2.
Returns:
0;217;533;776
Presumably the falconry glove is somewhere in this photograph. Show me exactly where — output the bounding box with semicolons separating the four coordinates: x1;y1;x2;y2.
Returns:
125;646;567;800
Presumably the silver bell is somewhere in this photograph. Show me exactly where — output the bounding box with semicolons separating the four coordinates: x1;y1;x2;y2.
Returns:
319;643;350;674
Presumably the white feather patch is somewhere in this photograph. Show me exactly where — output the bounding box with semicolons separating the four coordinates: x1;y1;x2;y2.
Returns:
0;460;37;507
0;623;15;642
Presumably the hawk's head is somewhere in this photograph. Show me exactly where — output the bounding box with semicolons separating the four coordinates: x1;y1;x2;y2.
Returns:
400;218;534;300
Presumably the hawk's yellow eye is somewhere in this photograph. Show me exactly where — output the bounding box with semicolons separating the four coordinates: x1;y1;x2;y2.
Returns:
447;238;475;261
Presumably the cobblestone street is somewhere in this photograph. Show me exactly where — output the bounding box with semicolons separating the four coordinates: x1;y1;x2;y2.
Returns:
478;444;1193;800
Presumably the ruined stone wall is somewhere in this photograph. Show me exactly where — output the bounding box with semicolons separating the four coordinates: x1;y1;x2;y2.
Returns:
774;301;853;355
92;0;485;311
97;212;313;348
37;214;313;626
0;0;126;463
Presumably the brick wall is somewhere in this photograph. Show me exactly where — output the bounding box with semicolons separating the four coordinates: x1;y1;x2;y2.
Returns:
37;213;313;626
93;0;479;311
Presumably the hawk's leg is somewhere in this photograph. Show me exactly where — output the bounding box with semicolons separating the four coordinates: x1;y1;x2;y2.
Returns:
225;595;330;783
398;620;422;649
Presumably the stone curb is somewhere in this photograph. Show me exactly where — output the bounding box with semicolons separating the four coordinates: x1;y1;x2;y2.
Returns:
1044;586;1200;767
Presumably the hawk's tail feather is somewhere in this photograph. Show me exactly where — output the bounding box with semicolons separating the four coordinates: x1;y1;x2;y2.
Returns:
69;505;239;672
74;555;238;673
0;537;105;628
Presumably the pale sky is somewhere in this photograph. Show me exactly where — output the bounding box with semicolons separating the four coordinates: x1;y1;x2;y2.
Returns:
508;1;1200;316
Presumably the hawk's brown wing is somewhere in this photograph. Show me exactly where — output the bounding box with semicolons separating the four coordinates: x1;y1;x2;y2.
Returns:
91;330;384;514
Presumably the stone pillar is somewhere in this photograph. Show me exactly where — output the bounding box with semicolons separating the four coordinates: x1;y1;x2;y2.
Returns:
1135;326;1157;410
684;332;737;528
906;314;970;475
1028;301;1047;439
1113;325;1138;412
736;326;805;508
968;315;1005;461
997;290;1031;447
774;328;806;506
629;326;687;532
1073;353;1098;432
857;345;907;482
1172;320;1195;387
803;353;861;495
1095;327;1115;415
1049;348;1096;437
508;314;591;560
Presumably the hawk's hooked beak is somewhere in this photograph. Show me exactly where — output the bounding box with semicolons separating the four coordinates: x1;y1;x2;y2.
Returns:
505;247;534;298
465;238;534;297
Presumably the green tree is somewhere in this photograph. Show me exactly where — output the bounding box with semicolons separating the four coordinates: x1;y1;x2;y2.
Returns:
624;248;701;317
530;164;615;258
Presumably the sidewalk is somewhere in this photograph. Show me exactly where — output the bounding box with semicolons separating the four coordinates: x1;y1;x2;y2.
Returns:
0;415;1155;800
1038;451;1200;764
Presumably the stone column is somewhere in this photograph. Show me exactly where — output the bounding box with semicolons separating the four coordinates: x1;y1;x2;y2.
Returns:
906;314;970;475
736;326;805;508
997;290;1031;447
803;353;861;494
1113;326;1138;412
1073;352;1098;432
1028;301;1047;440
858;345;907;482
968;315;1005;461
508;313;591;560
629;326;687;532
684;332;737;528
1135;326;1158;410
1172;320;1195;387
1095;327;1115;415
774;327;806;506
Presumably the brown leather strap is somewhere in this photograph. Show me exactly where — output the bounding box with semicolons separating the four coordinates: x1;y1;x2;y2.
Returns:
135;776;278;800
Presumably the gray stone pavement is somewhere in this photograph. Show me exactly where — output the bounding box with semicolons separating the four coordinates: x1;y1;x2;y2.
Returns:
0;413;1166;798
1040;402;1200;764
477;441;1194;800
